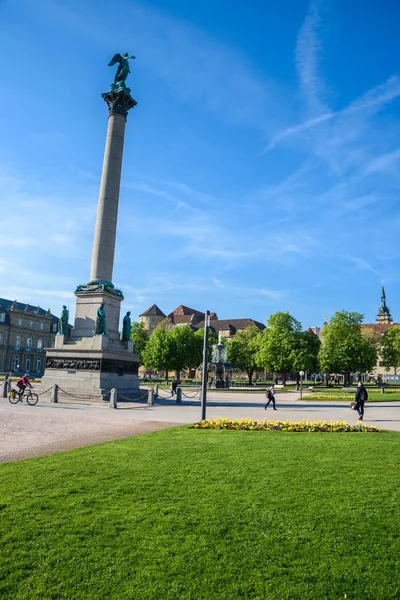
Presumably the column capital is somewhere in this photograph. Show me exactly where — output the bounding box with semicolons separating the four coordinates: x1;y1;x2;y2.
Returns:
101;89;137;118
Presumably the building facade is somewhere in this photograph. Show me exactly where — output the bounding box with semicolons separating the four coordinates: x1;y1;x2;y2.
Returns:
0;299;59;376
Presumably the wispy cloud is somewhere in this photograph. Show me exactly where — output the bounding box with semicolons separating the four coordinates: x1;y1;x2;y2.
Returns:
295;0;328;114
265;75;400;152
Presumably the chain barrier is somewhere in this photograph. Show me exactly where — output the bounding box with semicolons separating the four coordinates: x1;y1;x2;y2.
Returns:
117;390;149;402
35;386;54;397
182;390;201;398
57;386;110;401
156;388;174;398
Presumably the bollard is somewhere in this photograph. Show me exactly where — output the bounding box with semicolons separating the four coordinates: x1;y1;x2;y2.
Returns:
154;384;159;399
50;384;58;403
176;386;182;404
147;388;154;406
109;388;118;408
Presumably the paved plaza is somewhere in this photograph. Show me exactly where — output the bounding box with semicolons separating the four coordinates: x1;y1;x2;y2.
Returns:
1;391;399;463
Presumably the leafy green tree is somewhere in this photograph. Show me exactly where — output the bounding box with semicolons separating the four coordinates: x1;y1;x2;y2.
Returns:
129;321;149;364
142;327;172;380
381;325;400;374
291;329;321;384
226;326;262;384
168;325;203;379
194;328;218;361
256;312;302;384
319;311;378;385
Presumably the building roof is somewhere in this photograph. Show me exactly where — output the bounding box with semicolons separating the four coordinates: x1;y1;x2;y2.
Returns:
195;318;265;334
139;304;166;317
0;298;59;323
168;305;206;325
169;305;205;318
361;323;398;335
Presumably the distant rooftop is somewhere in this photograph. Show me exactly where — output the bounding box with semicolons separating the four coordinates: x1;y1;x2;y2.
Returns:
196;318;265;333
0;298;58;323
139;303;166;317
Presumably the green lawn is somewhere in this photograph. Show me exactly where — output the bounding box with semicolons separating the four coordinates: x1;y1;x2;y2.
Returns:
1;428;400;599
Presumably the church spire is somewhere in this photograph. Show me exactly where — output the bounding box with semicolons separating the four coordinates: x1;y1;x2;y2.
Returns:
376;283;392;324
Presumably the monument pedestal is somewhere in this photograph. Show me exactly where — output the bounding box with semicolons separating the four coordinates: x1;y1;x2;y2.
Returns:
42;288;140;400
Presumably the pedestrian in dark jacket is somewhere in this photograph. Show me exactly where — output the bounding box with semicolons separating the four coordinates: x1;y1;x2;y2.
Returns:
265;385;277;410
355;382;368;420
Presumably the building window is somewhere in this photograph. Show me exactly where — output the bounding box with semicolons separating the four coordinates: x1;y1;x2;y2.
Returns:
0;333;3;346
0;313;5;322
40;322;44;330
15;334;21;349
17;318;23;326
12;355;19;371
37;357;42;373
29;320;34;328
27;336;32;350
37;338;43;350
52;323;58;333
26;356;31;372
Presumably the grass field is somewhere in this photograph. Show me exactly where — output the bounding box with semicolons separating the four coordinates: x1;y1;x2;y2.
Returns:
1;428;400;599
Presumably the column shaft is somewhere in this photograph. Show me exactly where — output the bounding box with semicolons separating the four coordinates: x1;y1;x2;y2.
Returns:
90;113;127;282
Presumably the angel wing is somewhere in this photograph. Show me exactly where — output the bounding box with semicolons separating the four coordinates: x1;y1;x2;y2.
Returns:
108;53;123;67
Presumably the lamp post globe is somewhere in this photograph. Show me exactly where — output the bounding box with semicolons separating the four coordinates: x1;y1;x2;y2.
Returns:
299;371;305;399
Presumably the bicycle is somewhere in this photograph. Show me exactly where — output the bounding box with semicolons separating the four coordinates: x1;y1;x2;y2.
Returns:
8;386;39;406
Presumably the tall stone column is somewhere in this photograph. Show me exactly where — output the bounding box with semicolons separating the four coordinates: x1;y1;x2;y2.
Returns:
90;90;137;286
42;56;140;401
90;112;127;284
72;88;137;341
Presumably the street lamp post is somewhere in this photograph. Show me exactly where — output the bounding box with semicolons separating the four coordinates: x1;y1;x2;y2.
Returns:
299;370;305;399
201;311;210;421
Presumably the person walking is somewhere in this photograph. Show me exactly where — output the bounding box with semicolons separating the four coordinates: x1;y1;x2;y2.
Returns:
355;381;368;421
265;384;277;410
171;377;178;397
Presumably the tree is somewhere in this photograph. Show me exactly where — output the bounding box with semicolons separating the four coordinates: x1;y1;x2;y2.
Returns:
226;326;262;384
194;328;218;361
256;312;302;384
129;321;149;364
291;329;321;385
319;311;378;385
381;325;400;374
168;326;203;379
142;327;172;380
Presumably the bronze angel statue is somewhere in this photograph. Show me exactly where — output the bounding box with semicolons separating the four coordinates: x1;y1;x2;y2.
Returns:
108;53;136;85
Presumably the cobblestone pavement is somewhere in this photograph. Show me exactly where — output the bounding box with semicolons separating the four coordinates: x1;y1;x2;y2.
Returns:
1;392;399;463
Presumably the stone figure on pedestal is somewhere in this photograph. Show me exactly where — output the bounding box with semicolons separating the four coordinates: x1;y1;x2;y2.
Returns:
121;311;132;341
95;303;107;335
58;305;69;336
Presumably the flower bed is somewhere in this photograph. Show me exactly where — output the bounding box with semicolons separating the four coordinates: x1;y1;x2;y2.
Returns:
302;394;354;401
194;418;383;432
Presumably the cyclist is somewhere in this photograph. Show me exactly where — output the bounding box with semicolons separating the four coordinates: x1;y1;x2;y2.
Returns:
16;374;33;396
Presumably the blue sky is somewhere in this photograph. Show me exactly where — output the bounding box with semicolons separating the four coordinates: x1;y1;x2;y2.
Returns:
1;0;399;329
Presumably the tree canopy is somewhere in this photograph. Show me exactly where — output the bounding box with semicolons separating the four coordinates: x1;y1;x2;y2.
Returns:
381;325;400;374
319;311;378;384
226;326;262;384
129;321;149;364
168;325;203;376
256;312;317;383
141;327;172;377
